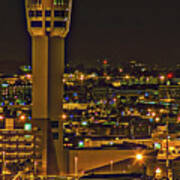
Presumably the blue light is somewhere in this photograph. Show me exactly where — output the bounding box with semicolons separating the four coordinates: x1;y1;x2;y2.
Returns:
70;114;73;119
109;141;114;146
148;101;156;105
1;83;8;88
130;108;134;112
73;92;78;97
9;102;13;106
17;111;21;116
110;100;114;105
145;92;149;97
149;118;154;122
1;102;4;106
65;96;69;101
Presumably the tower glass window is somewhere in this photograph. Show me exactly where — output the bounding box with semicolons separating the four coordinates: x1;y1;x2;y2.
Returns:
51;121;59;128
36;11;42;17
54;21;66;28
29;11;34;17
45;21;51;27
45;11;51;17
54;11;65;18
31;21;42;27
52;132;59;140
54;0;64;5
31;0;41;4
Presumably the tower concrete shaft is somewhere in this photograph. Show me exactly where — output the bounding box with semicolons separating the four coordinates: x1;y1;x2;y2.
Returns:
25;0;72;175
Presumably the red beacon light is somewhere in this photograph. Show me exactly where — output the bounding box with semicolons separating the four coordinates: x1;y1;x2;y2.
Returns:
167;72;173;79
103;60;108;65
177;114;180;122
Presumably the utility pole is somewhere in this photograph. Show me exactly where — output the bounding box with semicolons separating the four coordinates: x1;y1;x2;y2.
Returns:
166;120;169;179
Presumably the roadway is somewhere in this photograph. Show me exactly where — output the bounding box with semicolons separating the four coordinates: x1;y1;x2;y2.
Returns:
82;155;180;179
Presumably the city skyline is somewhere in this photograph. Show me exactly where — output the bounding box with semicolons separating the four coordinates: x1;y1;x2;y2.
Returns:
1;0;180;72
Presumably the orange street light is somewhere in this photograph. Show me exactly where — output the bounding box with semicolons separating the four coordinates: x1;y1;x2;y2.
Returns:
0;115;4;120
155;167;162;179
62;114;67;120
136;153;143;161
19;114;26;121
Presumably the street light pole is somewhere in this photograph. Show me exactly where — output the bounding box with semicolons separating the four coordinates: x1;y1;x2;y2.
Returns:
110;160;113;172
74;156;78;177
135;153;146;179
2;151;5;180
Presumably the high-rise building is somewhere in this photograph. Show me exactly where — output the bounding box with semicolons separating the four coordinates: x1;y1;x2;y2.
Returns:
25;0;73;175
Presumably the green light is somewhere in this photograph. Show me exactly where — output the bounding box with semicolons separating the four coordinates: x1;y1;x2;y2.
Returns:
154;91;159;95
54;0;57;5
16;99;21;104
97;101;100;105
78;141;84;148
167;81;171;86
25;135;31;139
81;121;88;126
20;65;31;73
103;121;116;125
54;0;64;5
154;142;161;149
24;123;32;131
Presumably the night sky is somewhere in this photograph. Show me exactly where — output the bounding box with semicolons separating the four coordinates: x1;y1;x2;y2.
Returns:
0;0;180;72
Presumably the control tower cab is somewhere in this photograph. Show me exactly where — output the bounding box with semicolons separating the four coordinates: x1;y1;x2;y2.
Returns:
25;0;72;37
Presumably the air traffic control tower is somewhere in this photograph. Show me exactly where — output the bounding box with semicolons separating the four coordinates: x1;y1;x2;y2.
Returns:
25;0;73;175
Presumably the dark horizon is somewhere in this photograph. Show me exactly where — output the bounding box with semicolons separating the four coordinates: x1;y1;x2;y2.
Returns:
0;0;180;73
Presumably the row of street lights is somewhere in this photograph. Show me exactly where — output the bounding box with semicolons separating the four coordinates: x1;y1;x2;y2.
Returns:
73;153;163;179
